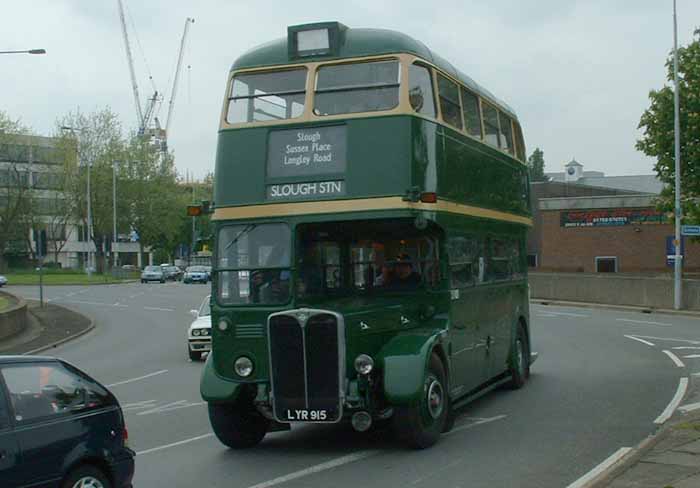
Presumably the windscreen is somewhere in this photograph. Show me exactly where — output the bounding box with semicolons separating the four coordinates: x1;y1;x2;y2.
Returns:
216;224;291;305
297;220;440;299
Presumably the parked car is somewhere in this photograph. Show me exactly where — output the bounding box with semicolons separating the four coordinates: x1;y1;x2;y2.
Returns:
141;265;165;283
183;266;208;284
187;296;211;361
202;266;212;282
0;275;6;287
0;355;134;487
162;265;183;282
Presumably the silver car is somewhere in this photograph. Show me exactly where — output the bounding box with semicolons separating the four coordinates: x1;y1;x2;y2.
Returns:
0;275;6;287
140;265;165;283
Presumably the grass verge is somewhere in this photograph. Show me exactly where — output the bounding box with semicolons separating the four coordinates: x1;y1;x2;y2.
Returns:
3;272;138;286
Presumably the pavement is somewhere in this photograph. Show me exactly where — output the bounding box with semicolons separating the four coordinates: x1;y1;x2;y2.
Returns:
1;286;699;487
591;410;700;488
0;297;93;355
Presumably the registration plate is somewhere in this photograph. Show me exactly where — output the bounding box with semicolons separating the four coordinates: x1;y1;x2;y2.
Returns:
283;409;329;421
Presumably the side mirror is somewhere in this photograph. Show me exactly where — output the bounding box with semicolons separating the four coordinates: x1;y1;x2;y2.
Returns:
190;309;198;317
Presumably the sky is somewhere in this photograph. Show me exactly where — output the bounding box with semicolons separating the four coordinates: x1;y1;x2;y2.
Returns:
2;0;699;180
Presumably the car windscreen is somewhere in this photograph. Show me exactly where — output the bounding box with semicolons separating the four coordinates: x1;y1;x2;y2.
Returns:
144;266;160;272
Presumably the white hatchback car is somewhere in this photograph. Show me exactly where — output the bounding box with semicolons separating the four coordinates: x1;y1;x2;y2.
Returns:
187;296;211;361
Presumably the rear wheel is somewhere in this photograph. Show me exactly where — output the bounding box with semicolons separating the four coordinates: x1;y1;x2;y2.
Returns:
393;354;448;449
506;324;529;389
208;400;270;449
62;465;111;488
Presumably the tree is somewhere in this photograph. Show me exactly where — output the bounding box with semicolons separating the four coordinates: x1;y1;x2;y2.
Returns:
637;29;700;222
0;111;34;270
55;109;127;273
527;148;548;182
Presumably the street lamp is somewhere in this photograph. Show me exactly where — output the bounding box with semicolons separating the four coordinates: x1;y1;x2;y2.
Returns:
672;0;682;309
0;48;46;55
112;160;120;269
61;125;93;276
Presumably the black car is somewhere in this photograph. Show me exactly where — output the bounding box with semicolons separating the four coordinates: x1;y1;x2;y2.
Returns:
0;356;134;487
161;265;183;281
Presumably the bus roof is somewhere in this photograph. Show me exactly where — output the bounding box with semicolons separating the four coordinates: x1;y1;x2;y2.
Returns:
231;24;518;120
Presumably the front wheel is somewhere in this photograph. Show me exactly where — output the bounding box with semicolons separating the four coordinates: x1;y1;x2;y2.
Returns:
62;465;111;488
208;401;270;449
506;325;529;389
392;354;448;449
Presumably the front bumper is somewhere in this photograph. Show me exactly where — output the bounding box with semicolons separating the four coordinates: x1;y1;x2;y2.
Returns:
188;339;211;351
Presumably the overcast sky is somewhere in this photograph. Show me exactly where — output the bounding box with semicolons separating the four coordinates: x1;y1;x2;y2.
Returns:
3;0;699;180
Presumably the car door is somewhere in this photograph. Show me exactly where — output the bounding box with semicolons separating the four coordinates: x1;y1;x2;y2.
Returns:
1;360;119;487
0;372;21;487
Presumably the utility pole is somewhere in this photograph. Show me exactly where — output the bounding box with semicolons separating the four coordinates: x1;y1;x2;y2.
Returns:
191;176;196;266
673;0;682;309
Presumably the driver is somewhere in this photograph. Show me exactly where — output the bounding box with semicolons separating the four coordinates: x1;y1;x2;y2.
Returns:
388;253;421;289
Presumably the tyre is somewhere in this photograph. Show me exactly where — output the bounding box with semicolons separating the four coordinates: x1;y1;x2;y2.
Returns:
208;399;270;449
505;324;529;390
141;279;145;283
62;465;111;488
188;346;202;361
392;354;448;449
160;279;165;283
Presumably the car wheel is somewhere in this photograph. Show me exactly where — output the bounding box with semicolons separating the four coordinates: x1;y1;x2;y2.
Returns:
62;465;111;488
188;346;202;361
141;279;145;283
160;279;165;283
208;398;270;449
392;353;448;449
506;324;529;390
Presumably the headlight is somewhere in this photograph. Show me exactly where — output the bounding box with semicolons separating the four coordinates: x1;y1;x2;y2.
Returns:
354;354;374;375
200;329;209;336
192;329;201;336
218;319;229;331
234;356;254;377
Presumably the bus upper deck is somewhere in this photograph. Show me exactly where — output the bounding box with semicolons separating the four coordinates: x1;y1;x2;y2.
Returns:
213;22;530;224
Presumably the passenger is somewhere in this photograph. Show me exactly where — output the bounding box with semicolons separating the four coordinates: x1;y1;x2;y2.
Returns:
387;253;421;289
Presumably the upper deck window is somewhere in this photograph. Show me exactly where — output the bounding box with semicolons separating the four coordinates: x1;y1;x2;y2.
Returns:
227;68;307;124
482;102;500;148
437;75;463;130
513;121;526;161
314;60;400;116
408;63;436;117
461;88;482;138
498;112;515;156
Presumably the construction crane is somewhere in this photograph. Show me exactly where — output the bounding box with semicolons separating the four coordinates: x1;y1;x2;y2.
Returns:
116;0;193;151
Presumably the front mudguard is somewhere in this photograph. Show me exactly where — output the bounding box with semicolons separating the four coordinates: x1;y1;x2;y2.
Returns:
376;327;447;406
200;353;244;403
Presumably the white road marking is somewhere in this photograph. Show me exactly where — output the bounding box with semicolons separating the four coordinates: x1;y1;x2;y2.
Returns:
536;311;588;318
445;415;507;436
616;318;671;326
683;354;700;359
106;369;168;387
673;346;700;350
51;298;128;308
565;447;632;488
144;306;175;312
679;401;700;413
128;292;145;299
624;335;655;347
245;450;381;488
629;335;700;345
654;377;689;424
662;350;686;368
137;400;206;416
135;433;214;456
121;400;157;411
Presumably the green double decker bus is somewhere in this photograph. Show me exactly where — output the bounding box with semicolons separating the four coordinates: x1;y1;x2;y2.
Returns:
201;21;535;449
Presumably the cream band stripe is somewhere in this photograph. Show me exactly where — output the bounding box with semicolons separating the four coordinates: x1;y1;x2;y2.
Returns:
212;197;532;226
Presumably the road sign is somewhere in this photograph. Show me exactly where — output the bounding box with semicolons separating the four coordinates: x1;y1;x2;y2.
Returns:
681;225;700;236
666;235;686;266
